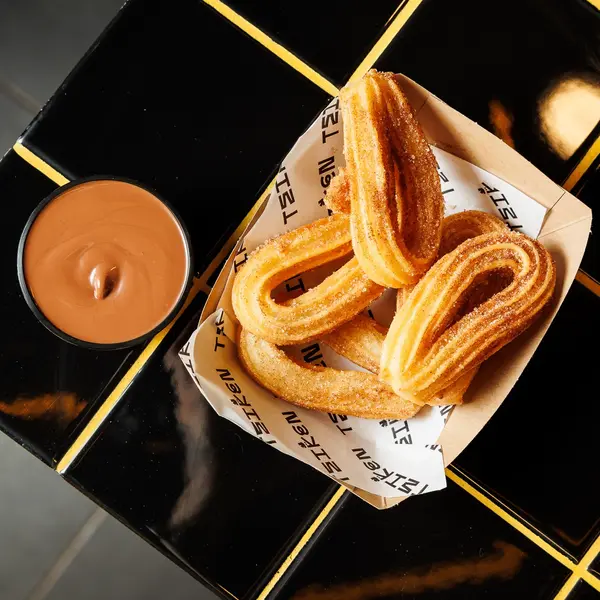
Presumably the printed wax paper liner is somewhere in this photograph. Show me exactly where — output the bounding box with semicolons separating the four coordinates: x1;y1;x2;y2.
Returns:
180;88;547;500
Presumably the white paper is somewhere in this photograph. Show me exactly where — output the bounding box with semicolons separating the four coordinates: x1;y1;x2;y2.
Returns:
180;96;547;499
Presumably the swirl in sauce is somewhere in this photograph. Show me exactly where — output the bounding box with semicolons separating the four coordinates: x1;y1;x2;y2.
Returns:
24;180;189;344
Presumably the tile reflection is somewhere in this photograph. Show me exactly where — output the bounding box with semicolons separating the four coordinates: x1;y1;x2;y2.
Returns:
276;484;570;599
162;346;215;531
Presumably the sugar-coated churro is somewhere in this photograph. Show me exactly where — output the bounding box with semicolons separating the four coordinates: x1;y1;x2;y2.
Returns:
396;210;508;311
232;213;384;346
340;70;444;288
380;231;556;403
324;168;351;214
238;328;420;419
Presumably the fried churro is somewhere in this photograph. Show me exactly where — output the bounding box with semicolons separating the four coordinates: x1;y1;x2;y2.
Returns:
232;213;384;346
324;210;509;406
238;328;420;419
380;231;556;403
396;210;508;311
340;70;444;288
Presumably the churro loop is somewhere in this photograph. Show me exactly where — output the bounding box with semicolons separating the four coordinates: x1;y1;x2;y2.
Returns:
340;70;444;288
380;231;556;402
324;210;509;406
232;213;384;346
238;328;420;420
396;210;508;311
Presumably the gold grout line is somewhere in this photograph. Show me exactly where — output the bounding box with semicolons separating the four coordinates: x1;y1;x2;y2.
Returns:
347;0;425;83
56;186;269;473
576;271;600;297
13;141;70;185
554;535;600;599
450;467;578;562
563;134;600;192
584;0;600;11
202;0;338;97
582;571;600;593
256;486;346;600
446;469;576;570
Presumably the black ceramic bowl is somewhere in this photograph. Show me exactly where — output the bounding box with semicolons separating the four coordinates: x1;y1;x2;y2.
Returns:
17;176;194;350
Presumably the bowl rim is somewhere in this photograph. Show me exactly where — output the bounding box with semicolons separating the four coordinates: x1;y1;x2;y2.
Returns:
17;175;194;351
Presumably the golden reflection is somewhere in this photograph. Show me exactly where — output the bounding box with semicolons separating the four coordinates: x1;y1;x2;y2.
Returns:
539;77;600;160
292;541;525;600
0;393;86;423
489;99;515;148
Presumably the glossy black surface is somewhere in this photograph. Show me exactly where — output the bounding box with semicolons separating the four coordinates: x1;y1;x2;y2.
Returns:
455;282;600;559
220;0;400;85
375;0;600;185
0;151;142;464
66;296;338;599
569;580;600;599
591;554;600;578
574;156;600;280
275;483;570;599
21;0;329;277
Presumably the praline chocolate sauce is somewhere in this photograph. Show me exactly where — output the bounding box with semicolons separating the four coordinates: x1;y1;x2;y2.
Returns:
20;179;190;346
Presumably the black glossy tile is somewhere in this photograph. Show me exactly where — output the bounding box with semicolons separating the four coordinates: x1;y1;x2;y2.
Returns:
275;483;569;600
375;0;600;185
455;282;600;559
21;0;330;276
66;296;338;600
591;554;600;578
573;157;600;280
0;151;142;464
569;580;600;599
220;0;400;85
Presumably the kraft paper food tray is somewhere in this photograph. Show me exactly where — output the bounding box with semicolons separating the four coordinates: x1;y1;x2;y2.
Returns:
195;74;591;509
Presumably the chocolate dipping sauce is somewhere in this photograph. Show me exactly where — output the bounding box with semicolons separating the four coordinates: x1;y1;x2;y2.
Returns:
20;179;191;346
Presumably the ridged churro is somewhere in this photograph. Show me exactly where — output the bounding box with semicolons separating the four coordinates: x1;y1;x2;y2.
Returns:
324;168;351;214
324;210;509;406
340;70;444;288
321;314;477;406
380;231;556;403
238;328;420;419
232;213;384;346
396;210;508;311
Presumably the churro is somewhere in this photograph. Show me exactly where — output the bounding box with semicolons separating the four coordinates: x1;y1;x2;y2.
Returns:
322;314;477;406
380;231;556;403
396;210;508;311
238;328;420;419
324;210;509;405
340;70;444;288
324;168;351;214
232;213;384;346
